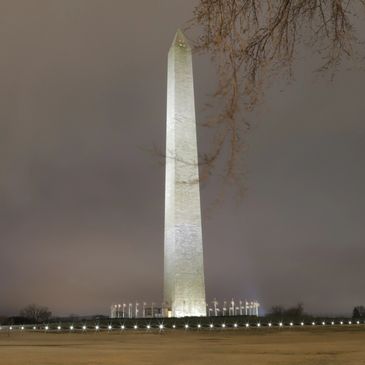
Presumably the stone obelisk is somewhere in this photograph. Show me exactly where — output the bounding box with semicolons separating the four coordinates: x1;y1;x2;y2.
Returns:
164;29;206;317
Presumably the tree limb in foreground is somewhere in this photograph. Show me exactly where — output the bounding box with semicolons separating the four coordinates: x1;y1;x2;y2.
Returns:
189;0;364;195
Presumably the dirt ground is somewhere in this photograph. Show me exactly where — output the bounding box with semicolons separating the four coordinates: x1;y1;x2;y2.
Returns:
0;327;364;365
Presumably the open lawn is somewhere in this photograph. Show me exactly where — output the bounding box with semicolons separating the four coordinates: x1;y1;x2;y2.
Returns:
0;327;364;365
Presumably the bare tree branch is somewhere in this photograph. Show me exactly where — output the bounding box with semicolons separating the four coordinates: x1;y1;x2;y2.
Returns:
188;0;364;194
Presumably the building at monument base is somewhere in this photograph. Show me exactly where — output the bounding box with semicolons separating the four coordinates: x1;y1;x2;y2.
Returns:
110;300;260;319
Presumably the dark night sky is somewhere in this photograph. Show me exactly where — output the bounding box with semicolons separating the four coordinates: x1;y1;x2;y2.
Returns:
1;1;364;317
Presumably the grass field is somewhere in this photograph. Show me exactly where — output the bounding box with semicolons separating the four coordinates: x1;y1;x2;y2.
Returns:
0;327;364;365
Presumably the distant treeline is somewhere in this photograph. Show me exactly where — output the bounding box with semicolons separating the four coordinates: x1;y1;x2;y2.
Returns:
353;306;365;318
265;303;365;320
0;303;364;325
266;303;307;319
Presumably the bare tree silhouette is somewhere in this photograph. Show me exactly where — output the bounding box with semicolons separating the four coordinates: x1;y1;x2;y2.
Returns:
189;0;365;193
20;304;52;324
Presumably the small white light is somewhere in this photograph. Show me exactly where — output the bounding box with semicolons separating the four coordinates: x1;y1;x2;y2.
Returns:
234;323;238;328
290;322;293;326
331;321;334;325
257;323;261;327
279;322;283;327
70;326;74;330
82;325;86;330
268;323;272;327
9;326;13;330
45;326;49;331
21;326;24;330
209;323;214;328
221;323;226;328
172;324;176;329
348;321;352;325
159;324;164;329
57;326;61;331
33;326;37;330
108;325;112;330
322;322;325;326
357;321;360;325
301;322;304;326
146;324;151;329
185;324;189;329
95;325;99;330
121;325;125;330
246;323;250;328
134;325;138;329
340;321;343;325
312;322;315;326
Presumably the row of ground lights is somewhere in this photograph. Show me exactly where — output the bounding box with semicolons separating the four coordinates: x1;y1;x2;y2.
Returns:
0;320;364;331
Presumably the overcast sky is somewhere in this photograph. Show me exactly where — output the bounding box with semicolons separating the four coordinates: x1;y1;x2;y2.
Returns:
1;1;364;317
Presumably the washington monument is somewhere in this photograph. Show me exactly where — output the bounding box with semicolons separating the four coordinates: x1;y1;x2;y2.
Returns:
164;29;206;317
